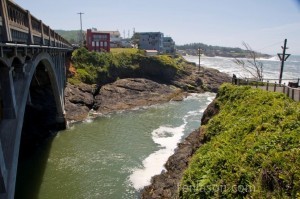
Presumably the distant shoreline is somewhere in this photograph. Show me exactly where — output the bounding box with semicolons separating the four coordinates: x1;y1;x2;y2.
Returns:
180;53;271;59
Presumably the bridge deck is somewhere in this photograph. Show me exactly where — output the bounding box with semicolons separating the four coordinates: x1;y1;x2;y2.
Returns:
1;0;72;49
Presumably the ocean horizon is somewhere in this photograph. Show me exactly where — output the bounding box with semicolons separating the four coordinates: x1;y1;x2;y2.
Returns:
184;55;300;84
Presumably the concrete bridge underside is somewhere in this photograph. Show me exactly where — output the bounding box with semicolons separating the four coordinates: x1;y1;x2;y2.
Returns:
0;51;67;198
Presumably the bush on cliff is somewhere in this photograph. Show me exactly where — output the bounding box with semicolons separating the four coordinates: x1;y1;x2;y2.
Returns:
68;47;183;85
180;84;300;198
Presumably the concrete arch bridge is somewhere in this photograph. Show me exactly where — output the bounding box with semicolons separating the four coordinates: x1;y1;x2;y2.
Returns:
0;0;72;198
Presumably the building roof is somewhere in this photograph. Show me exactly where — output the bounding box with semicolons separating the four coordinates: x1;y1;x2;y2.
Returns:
89;29;120;37
98;31;121;37
137;32;163;35
145;50;158;53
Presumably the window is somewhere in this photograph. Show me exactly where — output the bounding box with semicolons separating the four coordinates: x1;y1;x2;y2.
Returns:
104;42;107;47
92;34;108;41
92;41;95;47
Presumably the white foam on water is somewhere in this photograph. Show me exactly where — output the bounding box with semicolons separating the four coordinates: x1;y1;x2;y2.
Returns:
84;118;93;123
129;123;186;190
129;92;216;190
184;55;300;80
258;56;280;62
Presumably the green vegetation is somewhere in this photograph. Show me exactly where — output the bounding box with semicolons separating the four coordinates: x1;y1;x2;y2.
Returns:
110;48;140;54
176;42;270;58
180;84;300;198
55;30;81;44
69;47;185;85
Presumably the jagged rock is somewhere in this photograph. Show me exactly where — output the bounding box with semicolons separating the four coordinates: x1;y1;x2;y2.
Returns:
172;65;231;92
64;64;230;123
93;78;184;114
64;83;95;122
202;67;231;92
201;99;219;125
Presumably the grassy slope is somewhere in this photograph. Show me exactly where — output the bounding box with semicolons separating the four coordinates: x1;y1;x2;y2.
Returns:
110;48;140;54
180;84;300;198
69;48;185;85
55;30;81;43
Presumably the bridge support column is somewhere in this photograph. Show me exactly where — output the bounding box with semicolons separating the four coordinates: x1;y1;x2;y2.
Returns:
0;67;17;119
0;142;7;193
56;115;66;130
0;0;12;41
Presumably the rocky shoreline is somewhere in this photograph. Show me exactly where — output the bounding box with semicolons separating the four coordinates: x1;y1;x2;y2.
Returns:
64;78;187;122
141;100;219;198
64;65;229;198
64;65;230;123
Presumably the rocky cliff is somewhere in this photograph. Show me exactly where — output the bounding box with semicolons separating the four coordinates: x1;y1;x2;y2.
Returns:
65;78;187;122
65;65;230;123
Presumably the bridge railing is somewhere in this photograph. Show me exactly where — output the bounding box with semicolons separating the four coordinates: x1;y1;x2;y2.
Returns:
0;0;72;49
232;78;300;102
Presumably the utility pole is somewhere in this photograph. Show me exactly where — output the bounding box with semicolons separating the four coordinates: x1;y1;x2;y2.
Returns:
198;48;202;72
277;39;291;84
77;12;84;46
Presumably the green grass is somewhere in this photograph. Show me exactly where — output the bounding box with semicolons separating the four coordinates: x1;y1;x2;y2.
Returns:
110;48;140;54
69;47;184;85
180;84;300;198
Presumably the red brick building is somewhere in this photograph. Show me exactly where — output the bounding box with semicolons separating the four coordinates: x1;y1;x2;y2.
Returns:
86;29;110;52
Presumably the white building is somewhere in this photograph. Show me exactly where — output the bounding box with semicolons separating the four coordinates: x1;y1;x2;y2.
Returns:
137;32;164;53
163;37;175;54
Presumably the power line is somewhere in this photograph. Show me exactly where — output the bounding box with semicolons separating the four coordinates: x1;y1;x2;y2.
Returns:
257;41;283;51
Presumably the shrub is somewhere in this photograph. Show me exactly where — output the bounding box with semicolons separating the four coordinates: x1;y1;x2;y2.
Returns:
69;47;184;85
180;84;300;198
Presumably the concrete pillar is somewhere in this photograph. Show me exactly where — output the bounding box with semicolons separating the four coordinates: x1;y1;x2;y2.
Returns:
27;11;34;44
0;142;8;193
40;20;45;45
0;0;12;41
0;67;17;119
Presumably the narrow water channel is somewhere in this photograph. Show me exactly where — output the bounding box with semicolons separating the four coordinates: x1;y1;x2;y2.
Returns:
16;92;215;199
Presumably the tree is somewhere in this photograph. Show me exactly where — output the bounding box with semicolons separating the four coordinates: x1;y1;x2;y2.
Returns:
131;33;140;48
233;42;264;81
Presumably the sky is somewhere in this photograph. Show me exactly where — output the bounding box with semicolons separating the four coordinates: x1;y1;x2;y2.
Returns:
14;0;300;55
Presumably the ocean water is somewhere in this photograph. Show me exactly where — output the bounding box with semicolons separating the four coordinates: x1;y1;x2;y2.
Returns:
16;93;215;199
16;55;299;198
184;55;300;84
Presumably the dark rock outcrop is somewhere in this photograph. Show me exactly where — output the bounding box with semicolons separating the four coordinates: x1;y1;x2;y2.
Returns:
201;99;219;125
94;78;186;114
64;79;187;122
64;63;230;123
64;83;96;122
202;67;231;92
172;65;231;93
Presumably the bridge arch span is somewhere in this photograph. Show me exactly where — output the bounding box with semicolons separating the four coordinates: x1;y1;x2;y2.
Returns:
0;51;67;198
0;59;9;68
0;0;72;197
28;52;65;122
